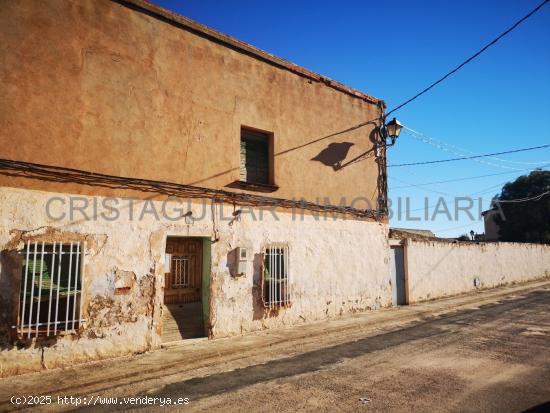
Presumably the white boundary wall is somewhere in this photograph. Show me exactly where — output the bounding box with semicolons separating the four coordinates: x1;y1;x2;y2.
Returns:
405;239;550;302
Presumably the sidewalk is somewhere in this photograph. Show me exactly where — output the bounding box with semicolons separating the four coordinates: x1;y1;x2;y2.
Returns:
1;279;549;411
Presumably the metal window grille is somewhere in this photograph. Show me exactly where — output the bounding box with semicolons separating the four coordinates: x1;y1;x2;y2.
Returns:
172;257;190;287
18;241;85;337
262;245;291;308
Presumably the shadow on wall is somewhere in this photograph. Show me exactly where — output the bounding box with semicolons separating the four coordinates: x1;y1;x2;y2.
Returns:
226;248;239;277
311;142;354;170
0;250;61;351
522;402;550;413
252;252;279;320
186;118;381;185
311;127;379;172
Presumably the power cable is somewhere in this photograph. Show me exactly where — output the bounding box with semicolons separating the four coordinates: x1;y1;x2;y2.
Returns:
385;0;550;117
404;128;523;171
387;144;550;167
390;176;454;196
496;188;550;203
399;172;548;214
436;222;482;234
404;126;550;167
435;189;550;235
0;158;382;219
389;169;539;189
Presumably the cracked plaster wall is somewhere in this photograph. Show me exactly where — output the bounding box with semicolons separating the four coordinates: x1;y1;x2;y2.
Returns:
0;187;391;376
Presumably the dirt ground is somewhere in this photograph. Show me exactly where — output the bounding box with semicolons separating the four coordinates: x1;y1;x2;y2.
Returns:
1;281;549;412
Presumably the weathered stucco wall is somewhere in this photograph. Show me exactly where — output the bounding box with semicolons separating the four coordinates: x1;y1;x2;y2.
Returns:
0;186;391;377
211;202;390;337
0;0;390;377
405;239;550;302
0;0;383;208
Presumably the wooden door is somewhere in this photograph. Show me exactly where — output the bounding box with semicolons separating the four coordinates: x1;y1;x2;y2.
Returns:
164;238;202;304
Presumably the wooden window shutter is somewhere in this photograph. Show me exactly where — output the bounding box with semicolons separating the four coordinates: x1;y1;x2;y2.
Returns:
240;129;269;184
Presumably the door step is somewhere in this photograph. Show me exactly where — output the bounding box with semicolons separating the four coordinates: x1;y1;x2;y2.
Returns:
161;337;208;349
162;302;205;342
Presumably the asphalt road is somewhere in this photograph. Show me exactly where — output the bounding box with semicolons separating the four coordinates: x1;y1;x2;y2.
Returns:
134;289;550;413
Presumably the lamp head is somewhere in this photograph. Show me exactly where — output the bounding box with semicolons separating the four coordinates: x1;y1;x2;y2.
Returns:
386;117;403;141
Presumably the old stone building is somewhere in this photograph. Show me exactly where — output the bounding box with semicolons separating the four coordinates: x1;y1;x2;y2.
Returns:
0;0;392;376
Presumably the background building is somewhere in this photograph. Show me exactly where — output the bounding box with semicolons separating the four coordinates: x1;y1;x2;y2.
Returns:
482;209;501;241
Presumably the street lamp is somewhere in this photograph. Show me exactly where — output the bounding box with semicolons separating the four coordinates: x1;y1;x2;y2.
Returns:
381;117;403;147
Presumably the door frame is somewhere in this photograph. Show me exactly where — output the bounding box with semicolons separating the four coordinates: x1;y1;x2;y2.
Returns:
163;236;212;337
389;239;409;305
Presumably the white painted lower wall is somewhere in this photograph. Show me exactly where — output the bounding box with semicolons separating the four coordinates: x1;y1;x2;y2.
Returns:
404;239;550;302
0;186;391;376
212;206;391;337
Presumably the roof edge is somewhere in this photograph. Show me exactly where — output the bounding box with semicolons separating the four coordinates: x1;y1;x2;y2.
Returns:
114;0;383;106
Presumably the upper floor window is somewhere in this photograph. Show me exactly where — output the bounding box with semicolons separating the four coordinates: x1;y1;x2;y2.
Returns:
240;128;272;185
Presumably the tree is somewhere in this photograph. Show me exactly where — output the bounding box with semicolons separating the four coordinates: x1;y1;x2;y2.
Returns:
493;170;550;244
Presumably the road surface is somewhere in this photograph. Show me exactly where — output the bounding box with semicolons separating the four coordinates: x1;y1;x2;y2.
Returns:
138;288;550;412
2;282;549;412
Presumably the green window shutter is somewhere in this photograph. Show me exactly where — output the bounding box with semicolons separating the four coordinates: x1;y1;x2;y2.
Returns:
240;130;269;184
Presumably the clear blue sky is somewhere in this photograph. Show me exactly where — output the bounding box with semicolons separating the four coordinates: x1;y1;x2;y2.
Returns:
154;0;550;237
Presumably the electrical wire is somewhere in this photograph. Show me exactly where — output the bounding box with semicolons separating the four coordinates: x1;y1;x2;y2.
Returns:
404;126;550;166
435;188;550;235
385;0;550;117
496;189;550;203
390;176;454;196
389;169;537;189
387;144;550;167
435;222;482;234
392;184;502;214
403;129;523;171
399;174;548;214
470;182;508;196
389;179;507;209
0;158;383;219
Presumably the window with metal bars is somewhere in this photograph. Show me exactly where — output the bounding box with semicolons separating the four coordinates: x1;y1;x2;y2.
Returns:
240;128;271;184
18;241;85;338
262;245;291;307
171;256;190;288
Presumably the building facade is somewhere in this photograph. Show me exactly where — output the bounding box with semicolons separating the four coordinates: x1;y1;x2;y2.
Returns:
482;209;501;241
0;0;392;376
